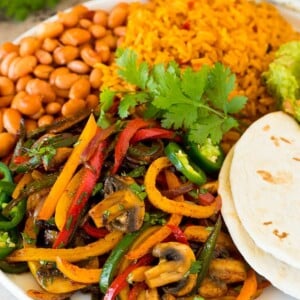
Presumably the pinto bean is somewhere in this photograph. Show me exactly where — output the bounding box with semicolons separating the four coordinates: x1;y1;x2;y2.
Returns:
8;55;37;80
24;119;38;133
38;115;54;127
3;108;21;134
69;77;91;99
67;60;90;74
45;102;62;115
33;64;54;79
35;49;53;65
57;11;79;28
0;52;18;76
0;132;16;157
89;68;102;89
49;67;69;85
60;28;91;46
0;42;19;61
93;10;108;27
0;76;15;96
11;92;42;116
61;98;86;117
86;94;99;109
53;46;80;65
80;47;102;67
26;78;56;103
16;75;32;92
108;3;129;28
42;38;60;52
37;22;64;39
19;37;41;56
0;96;13;108
90;24;107;39
54;73;80;90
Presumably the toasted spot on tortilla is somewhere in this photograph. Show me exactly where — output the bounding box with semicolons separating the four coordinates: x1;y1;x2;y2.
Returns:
292;157;300;161
256;170;292;184
262;124;270;131
273;229;288;240
270;135;280;146
280;136;292;144
263;221;273;225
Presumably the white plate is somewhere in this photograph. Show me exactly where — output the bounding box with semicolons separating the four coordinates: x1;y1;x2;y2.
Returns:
1;0;299;299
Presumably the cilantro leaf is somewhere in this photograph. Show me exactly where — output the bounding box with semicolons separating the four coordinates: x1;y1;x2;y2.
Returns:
206;62;236;113
226;95;247;114
181;66;209;101
116;48;149;89
118;92;149;118
97;89;116;128
189;260;202;274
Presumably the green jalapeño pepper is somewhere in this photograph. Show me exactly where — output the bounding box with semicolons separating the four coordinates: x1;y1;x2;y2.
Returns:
0;162;14;205
0;228;18;259
165;142;207;185
0;199;26;231
186;138;224;174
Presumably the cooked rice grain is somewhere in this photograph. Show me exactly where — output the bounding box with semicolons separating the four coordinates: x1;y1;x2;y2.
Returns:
99;0;299;121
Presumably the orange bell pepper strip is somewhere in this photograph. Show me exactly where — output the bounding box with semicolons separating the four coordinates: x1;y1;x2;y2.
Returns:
7;230;123;263
54;168;85;231
56;257;102;284
38;114;98;220
126;170;184;260
26;289;74;300
236;269;258;300
144;157;221;218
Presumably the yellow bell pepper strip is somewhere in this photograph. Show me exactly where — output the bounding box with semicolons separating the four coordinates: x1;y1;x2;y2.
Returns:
26;289;74;300
37;114;98;221
52;140;107;248
23;217;87;294
56;257;102;284
111;118;150;174
126;170;184;260
236;269;258;300
6;230;123;263
144;156;220;218
12;173;33;199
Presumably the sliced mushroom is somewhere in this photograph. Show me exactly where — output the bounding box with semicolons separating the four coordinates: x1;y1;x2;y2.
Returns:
137;288;160;300
144;242;196;289
88;189;145;232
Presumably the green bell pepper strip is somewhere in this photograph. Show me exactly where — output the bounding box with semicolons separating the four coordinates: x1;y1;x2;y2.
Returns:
99;223;150;293
164;142;207;185
192;215;222;294
0;199;26;231
0;162;14;205
0;261;28;273
186;139;225;174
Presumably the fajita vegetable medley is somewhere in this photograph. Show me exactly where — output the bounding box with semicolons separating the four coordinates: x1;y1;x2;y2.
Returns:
0;1;299;300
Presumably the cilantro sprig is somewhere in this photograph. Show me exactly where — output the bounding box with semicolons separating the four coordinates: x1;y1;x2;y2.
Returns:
98;48;247;145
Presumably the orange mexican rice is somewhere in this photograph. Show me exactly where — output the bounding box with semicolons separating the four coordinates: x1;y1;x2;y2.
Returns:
98;0;299;128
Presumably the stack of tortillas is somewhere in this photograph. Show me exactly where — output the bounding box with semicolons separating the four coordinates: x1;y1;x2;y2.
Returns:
218;111;300;299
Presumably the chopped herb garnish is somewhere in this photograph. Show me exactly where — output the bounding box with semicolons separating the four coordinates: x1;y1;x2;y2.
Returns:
99;48;247;145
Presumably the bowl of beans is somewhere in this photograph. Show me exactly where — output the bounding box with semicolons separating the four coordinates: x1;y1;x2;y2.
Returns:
0;0;144;159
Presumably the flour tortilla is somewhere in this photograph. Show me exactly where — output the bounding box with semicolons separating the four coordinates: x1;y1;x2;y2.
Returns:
229;111;300;269
219;149;300;299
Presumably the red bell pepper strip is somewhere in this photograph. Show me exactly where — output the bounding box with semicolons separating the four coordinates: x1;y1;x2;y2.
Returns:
52;140;107;249
128;282;148;300
111;119;150;174
104;254;153;300
130;128;177;144
198;192;215;206
166;224;189;245
82;222;109;239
